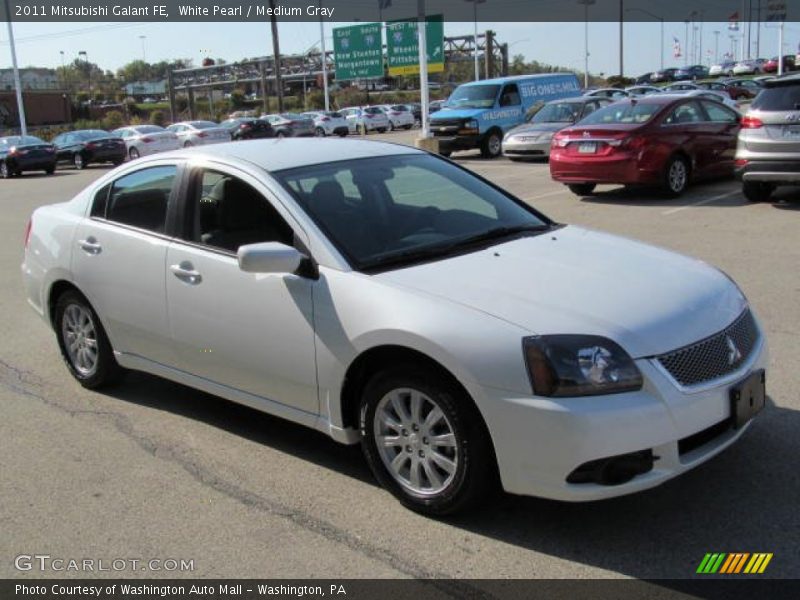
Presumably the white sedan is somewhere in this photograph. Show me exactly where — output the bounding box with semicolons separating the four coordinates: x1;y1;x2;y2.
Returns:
22;139;768;515
378;104;415;130
167;121;231;147
111;125;180;160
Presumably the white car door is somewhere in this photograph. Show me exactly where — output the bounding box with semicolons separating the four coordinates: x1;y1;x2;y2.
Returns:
71;163;180;365
164;165;318;414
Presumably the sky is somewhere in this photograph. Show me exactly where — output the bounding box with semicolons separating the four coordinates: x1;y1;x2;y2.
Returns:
1;20;799;78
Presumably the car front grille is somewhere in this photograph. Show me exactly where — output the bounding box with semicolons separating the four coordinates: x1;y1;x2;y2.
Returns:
656;309;759;387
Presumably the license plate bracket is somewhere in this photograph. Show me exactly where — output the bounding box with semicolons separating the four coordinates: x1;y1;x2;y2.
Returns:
578;142;597;154
730;369;766;429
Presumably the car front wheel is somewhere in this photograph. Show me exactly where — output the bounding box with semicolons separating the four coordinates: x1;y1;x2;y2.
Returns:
359;365;496;515
0;161;11;179
55;291;125;389
480;131;503;158
129;147;140;160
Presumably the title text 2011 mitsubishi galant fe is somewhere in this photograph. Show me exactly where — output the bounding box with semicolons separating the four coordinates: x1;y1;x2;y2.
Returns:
22;139;768;515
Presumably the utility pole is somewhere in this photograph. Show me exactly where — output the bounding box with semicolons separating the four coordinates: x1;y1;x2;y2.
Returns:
579;0;596;88
318;0;329;111
4;0;27;136
714;31;720;65
417;0;429;138
618;0;624;77
269;0;284;113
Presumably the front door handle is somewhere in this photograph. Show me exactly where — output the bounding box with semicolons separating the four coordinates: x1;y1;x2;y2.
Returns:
170;261;202;285
78;237;102;255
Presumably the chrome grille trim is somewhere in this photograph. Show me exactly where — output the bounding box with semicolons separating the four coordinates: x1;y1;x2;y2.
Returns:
656;309;759;387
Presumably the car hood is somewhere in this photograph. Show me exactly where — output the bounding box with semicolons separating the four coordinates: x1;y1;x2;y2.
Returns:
375;225;747;358
430;108;484;121
506;122;567;136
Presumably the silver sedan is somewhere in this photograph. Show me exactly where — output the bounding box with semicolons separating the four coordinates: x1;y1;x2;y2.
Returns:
167;121;231;147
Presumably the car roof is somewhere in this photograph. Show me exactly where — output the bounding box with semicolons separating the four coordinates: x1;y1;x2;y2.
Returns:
152;138;422;172
456;72;576;88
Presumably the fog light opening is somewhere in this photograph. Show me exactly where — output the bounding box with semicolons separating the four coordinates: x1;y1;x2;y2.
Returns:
567;449;655;486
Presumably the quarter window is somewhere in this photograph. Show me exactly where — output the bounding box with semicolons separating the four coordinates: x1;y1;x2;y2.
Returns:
105;166;177;233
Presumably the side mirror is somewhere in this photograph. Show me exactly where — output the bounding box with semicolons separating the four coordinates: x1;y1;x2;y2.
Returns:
237;242;305;275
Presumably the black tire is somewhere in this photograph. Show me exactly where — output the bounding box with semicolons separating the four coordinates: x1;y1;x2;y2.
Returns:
112;159;124;166
378;127;387;133
45;166;56;175
359;365;497;516
389;121;396;131
1;161;11;179
568;183;596;196
662;154;690;197
742;181;775;203
337;131;348;138
439;150;452;157
183;141;193;148
315;127;326;137
73;153;85;170
54;290;125;389
129;147;140;160
404;124;413;130
480;131;503;159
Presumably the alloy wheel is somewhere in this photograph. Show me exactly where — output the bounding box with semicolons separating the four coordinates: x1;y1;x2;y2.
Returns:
668;159;687;193
373;387;459;497
61;303;99;377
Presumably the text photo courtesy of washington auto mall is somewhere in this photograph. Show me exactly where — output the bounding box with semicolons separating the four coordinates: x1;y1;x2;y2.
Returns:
1;0;799;599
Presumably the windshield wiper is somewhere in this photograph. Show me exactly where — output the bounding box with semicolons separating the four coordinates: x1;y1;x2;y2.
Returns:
361;223;550;271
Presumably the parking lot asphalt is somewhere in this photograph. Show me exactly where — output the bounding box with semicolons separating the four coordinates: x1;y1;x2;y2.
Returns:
1;131;798;583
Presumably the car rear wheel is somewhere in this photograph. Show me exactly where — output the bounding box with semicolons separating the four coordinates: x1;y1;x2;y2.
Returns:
480;131;503;159
55;291;125;389
0;161;11;179
315;127;326;137
45;166;56;175
743;181;775;202
568;183;597;196
73;153;85;170
128;147;140;160
663;155;690;197
359;365;497;516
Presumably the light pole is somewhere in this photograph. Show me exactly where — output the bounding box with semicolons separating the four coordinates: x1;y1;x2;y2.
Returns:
464;0;485;82
713;31;720;65
78;50;90;101
625;7;664;71
578;0;595;88
684;20;690;66
4;0;27;136
139;35;147;62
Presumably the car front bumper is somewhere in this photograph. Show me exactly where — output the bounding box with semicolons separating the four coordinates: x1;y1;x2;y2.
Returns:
473;335;768;501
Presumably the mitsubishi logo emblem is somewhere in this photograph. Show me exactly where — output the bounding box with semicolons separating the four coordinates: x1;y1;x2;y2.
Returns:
726;336;742;366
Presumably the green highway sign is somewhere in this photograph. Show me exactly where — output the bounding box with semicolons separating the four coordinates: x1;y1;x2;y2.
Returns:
333;23;384;81
386;15;444;76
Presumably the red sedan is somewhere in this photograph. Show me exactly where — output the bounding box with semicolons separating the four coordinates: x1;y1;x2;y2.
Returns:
549;96;741;197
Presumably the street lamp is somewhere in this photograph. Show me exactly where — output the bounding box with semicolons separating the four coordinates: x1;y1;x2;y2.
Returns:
139;35;147;62
713;31;720;65
577;0;595;88
625;7;664;71
464;0;485;81
78;50;91;101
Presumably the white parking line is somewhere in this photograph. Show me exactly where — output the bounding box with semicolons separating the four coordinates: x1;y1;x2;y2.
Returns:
661;190;741;215
521;188;570;202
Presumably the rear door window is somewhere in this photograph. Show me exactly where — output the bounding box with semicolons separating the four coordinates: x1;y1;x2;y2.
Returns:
104;166;177;233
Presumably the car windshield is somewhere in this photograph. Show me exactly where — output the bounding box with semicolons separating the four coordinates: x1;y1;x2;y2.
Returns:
447;84;500;109
190;121;218;129
578;102;662;125
1;135;45;146
274;154;550;271
74;130;110;140
531;102;582;124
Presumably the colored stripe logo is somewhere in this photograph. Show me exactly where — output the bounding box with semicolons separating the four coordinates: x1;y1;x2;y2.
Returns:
697;553;773;574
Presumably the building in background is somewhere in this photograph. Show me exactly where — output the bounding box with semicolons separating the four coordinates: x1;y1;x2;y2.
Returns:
0;68;59;91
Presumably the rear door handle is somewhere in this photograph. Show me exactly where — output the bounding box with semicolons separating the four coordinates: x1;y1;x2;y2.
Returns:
170;261;202;285
78;237;102;255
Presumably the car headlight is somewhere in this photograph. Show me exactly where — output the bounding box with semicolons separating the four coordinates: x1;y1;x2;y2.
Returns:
523;335;643;397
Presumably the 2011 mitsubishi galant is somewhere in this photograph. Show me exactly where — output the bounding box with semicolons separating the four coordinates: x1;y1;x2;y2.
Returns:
21;139;768;515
